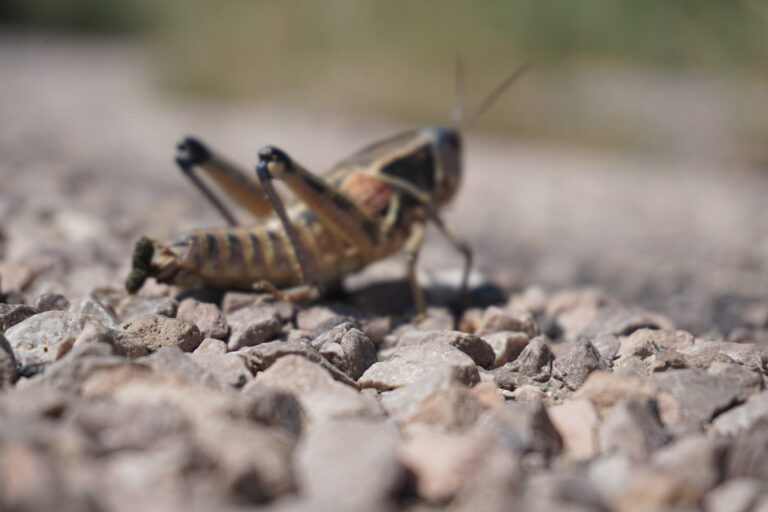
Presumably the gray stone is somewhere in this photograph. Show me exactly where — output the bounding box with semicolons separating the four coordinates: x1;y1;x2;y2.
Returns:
652;368;741;428
31;293;69;312
176;298;228;340
296;304;361;331
400;431;492;503
613;355;649;377
141;346;228;390
705;478;765;512
359;343;479;391
0;333;17;387
679;341;763;370
627;328;694;351
548;399;600;461
115;295;178;322
481;331;529;367
226;306;282;350
190;350;251;388
255;355;382;424
402;385;488;434
5;311;111;365
310;322;377;379
725;423;768;480
713;391;768;437
476;306;539;338
23;341;139;394
74;321;149;358
598;399;670;460
592;335;621;361
380;366;470;422
295;418;405;510
493;337;553;390
580;305;665;339
450;444;522;512
193;337;227;355
708;361;764;401
553;339;604;390
120;315;203;352
476;400;562;459
243;340;360;389
68;293;119;328
653;434;727;499
240;382;304;437
397;329;495;368
0;303;36;332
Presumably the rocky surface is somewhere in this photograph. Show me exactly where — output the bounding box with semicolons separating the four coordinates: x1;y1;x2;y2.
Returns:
0;283;763;511
1;35;768;512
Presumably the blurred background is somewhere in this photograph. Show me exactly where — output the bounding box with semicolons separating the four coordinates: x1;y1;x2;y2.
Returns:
1;0;767;334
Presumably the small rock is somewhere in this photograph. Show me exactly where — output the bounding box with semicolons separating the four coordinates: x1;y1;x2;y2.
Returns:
243;340;360;388
6;311;109;365
652;368;741;429
598;399;670;460
548;399;600;461
226;306;282;350
397;329;495;368
74;321;148;358
492;337;553;389
653;434;727;499
592;335;621;361
579;305;667;339
380;366;470;423
0;303;36;332
613;355;649;377
552;339;604;390
574;371;659;412
705;478;765;512
359;343;479;391
512;385;546;402
724;423;768;480
31;293;69;313
708;361;764;401
404;385;488;434
295;304;361;331
295;419;405;510
713;391;768;437
615;332;664;361
310;322;377;379
240;382;304;437
0;333;18;387
193;337;227;355
475;400;562;459
481;331;529;367
141;346;228;390
399;431;490;503
679;341;763;370
115;295;178;322
626;328;694;352
476;306;539;338
450;444;522;512
121;315;203;352
255;355;382;423
190;351;251;388
176;298;228;340
68;294;119;329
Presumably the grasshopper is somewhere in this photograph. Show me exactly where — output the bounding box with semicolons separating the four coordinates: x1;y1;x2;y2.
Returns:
126;64;528;313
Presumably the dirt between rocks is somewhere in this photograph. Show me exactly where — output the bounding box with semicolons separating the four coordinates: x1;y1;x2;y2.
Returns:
1;35;768;511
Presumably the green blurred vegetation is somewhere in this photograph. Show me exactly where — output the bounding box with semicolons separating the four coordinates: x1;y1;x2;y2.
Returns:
3;0;768;154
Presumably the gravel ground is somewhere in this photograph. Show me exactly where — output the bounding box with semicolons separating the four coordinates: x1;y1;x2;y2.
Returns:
1;34;768;511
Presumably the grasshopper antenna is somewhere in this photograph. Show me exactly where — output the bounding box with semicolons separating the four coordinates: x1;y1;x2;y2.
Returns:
462;62;530;130
451;57;466;126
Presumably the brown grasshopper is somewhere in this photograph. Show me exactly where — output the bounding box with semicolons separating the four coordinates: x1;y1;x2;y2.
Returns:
126;64;528;313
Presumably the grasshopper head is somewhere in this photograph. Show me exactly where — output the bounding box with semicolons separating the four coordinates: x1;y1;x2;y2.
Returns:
423;126;462;206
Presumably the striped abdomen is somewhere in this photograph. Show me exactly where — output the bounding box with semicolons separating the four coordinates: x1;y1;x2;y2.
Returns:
156;206;398;289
